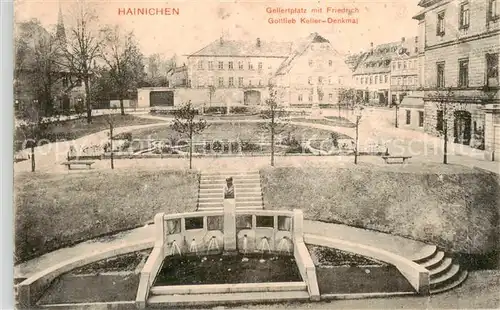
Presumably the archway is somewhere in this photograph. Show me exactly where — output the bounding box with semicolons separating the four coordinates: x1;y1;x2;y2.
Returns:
454;110;472;145
244;90;261;106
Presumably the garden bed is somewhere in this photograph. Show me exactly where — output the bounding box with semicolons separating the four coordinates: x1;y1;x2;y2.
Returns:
71;250;151;274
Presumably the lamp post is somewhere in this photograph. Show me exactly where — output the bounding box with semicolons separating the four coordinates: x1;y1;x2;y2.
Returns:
354;105;363;165
395;102;400;128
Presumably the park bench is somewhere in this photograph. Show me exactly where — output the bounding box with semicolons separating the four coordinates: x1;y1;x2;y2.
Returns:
381;156;412;164
61;160;95;170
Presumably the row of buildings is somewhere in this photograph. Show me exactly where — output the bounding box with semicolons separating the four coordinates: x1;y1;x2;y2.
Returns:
343;0;499;160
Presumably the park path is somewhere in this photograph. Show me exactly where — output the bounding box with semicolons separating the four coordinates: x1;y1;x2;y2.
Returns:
14;220;432;280
13;111;498;174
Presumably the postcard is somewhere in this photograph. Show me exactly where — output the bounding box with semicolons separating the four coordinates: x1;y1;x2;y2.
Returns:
12;0;500;309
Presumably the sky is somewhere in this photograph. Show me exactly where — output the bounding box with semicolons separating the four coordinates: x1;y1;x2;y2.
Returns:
14;0;421;62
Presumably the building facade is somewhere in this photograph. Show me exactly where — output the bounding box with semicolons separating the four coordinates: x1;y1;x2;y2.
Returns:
390;36;420;105
274;33;352;107
351;42;400;106
413;0;500;154
166;64;188;88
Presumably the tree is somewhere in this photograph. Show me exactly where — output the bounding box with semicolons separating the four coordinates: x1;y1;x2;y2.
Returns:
62;3;103;123
260;84;289;167
14;20;65;117
101;26;145;115
429;88;456;164
171;101;208;169
338;88;363;117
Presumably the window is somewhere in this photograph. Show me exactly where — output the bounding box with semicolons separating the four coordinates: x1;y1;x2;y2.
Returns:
166;219;181;234
369;76;373;84
208;61;214;70
403;77;407;85
384;75;388;83
398;77;402;85
460;3;470;29
437;11;446;36
436;110;444;132
329;93;333;101
486;53;499;86
228;77;234;87
238;61;244;70
392;63;397;70
404;61;407;69
258;62;263;71
198;61;204;69
248;79;252;86
298;94;303;102
256;216;274;228
308;76;313;84
398;61;402;69
208;76;214;86
228;61;234;70
360;77;364;84
490;0;499;20
238;77;244;86
459;59;469;87
375;76;378;84
258;79;262;86
415;47;419;53
318;76;324;84
437;62;445;88
218;61;224;70
406;110;411;125
278;216;291;231
308;94;313;102
318;93;324;101
309;60;313;67
248;62;254;70
328;60;333;67
218;77;224;87
418;111;424;127
185;217;203;230
207;216;223;231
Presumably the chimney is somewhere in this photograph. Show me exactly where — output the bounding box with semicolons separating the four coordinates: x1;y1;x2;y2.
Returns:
220;36;223;46
256;38;261;47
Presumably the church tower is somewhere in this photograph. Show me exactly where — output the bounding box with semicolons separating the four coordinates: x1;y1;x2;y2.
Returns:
56;2;66;44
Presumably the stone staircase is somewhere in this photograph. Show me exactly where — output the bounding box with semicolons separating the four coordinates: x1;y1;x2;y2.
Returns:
413;246;468;294
197;170;264;211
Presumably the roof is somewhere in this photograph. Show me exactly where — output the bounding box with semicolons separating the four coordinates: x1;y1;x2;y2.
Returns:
167;65;187;74
400;96;424;108
188;39;292;58
275;32;340;76
353;41;402;75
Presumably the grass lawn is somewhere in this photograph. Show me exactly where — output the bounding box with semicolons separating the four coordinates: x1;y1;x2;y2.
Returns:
292;116;355;128
126;122;351;142
14;169;198;263
14;114;163;151
261;165;500;255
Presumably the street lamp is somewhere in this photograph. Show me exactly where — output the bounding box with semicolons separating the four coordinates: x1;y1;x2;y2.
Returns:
395;102;400;128
354;105;364;165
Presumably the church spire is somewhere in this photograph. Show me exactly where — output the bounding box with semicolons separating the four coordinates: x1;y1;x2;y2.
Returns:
56;2;66;44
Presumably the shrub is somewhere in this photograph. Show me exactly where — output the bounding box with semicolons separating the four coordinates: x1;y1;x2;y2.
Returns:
205;107;227;114
113;132;133;141
230;106;249;114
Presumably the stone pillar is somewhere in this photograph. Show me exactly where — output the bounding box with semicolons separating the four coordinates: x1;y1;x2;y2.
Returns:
154;213;165;247
223;199;237;253
293;209;304;243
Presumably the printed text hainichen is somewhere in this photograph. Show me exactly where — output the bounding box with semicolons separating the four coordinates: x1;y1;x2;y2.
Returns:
118;7;180;16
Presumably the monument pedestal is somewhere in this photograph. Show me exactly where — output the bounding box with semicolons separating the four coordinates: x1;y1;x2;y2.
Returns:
223;199;237;253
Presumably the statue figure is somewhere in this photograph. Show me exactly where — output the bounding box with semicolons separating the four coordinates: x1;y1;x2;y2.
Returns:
224;177;234;199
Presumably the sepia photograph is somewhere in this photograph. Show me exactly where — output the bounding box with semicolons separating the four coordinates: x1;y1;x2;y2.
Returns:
11;0;500;309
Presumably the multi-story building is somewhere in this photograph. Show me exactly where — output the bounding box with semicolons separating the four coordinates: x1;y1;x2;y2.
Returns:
167;64;188;88
351;42;400;106
390;36;420;105
274;33;352;107
186;37;292;106
413;0;500;155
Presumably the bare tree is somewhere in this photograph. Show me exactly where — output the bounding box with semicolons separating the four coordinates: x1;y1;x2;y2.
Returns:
171;101;208;169
429;87;458;164
260;84;289;167
62;3;103;123
101;26;145;115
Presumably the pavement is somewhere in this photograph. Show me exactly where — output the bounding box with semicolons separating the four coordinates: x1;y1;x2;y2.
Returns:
14;220;433;280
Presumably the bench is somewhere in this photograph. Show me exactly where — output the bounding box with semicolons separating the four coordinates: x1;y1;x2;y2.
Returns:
61;161;95;170
381;156;412;164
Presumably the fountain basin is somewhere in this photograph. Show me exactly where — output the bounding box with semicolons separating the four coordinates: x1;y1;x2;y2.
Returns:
153;253;301;286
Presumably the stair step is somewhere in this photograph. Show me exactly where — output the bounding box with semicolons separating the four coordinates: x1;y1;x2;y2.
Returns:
430;270;468;294
236;206;264;211
199;188;224;193
198;193;224;198
150;282;307;295
429;257;453;277
198;197;224;203
236;201;263;206
413;245;438;263
421;251;445;269
198;203;224;208
147;290;310;308
197;207;223;211
236;197;263;202
201;180;261;185
430;264;460;287
203;172;260;177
